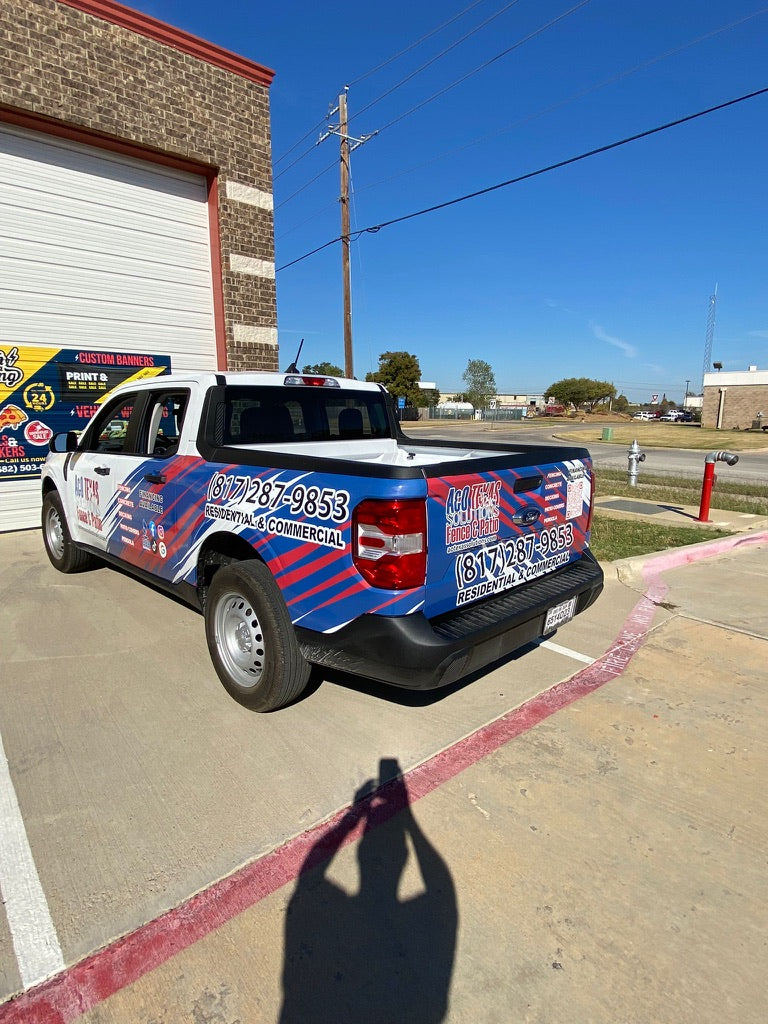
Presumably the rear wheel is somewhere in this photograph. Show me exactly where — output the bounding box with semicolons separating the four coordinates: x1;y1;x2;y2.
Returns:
42;491;98;573
204;560;311;711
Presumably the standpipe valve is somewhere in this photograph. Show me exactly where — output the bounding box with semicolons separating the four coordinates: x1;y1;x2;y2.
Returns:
697;450;739;522
627;438;646;487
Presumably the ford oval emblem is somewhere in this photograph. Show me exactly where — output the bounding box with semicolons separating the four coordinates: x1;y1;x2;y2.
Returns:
512;505;541;526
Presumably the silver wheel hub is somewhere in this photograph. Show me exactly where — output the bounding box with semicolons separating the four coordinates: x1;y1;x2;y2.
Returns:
214;591;265;690
46;507;65;560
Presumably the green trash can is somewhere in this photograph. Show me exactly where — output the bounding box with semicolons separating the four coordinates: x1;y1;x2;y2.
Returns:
601;427;613;441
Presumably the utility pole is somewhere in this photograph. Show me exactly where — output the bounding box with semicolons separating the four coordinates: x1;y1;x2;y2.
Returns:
338;91;353;378
318;89;376;379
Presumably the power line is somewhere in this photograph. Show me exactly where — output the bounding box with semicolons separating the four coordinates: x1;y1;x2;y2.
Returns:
347;0;489;87
348;6;768;200
349;0;526;124
276;8;768;238
275;156;338;209
274;0;511;174
373;0;591;136
275;1;589;189
369;85;768;232
276;84;768;272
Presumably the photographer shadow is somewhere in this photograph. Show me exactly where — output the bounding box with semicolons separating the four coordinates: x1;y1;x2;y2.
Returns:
279;760;458;1024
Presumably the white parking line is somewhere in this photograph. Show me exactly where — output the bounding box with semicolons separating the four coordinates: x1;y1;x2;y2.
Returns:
0;728;64;989
538;639;596;664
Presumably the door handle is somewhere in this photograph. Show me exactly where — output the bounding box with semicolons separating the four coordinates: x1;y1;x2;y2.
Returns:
94;466;110;476
144;473;166;485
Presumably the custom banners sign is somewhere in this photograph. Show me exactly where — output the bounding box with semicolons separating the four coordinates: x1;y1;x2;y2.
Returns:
0;345;171;481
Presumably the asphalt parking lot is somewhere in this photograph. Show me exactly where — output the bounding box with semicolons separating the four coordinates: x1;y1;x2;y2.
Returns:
1;525;767;1023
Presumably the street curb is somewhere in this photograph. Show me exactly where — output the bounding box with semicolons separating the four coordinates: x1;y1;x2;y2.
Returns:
604;529;768;588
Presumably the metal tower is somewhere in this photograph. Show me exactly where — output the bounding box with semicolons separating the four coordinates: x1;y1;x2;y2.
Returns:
702;284;718;387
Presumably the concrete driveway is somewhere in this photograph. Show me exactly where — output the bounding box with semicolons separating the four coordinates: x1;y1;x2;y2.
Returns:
1;527;766;1022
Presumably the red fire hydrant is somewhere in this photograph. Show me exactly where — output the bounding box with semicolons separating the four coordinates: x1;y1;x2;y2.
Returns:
698;450;739;522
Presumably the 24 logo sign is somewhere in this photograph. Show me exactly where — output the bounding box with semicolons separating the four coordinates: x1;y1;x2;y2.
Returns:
23;382;55;413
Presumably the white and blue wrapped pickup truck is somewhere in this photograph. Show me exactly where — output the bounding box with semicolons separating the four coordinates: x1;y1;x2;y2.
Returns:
41;371;603;711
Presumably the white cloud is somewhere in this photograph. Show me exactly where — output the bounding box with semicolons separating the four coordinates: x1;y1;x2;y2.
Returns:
589;321;637;358
747;330;768;338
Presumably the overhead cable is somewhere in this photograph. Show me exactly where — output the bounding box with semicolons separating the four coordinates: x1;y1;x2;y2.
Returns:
351;5;768;196
372;0;591;135
274;0;512;174
276;0;588;191
347;0;489;88
350;0;526;124
276;85;768;272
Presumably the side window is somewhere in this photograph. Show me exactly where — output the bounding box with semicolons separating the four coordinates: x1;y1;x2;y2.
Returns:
86;393;140;454
144;391;189;457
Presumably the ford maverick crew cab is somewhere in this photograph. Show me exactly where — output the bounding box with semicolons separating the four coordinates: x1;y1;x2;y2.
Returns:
42;372;603;710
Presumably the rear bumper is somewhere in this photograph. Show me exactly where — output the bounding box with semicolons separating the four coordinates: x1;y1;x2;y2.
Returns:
296;550;604;690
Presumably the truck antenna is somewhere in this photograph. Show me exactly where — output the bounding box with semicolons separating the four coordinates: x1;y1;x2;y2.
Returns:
285;338;304;373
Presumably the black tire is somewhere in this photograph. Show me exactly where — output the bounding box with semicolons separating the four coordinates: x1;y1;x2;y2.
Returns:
204;560;311;711
41;490;99;573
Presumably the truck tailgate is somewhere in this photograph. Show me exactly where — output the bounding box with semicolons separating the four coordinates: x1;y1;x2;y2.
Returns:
424;457;594;619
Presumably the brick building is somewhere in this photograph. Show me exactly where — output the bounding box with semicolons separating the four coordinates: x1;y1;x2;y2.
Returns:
1;0;280;529
1;0;278;372
701;366;768;430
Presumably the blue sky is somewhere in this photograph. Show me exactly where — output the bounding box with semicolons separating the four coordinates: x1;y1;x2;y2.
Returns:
129;0;768;402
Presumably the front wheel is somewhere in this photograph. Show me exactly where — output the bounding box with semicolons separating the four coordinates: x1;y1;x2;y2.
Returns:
42;490;98;573
204;560;311;711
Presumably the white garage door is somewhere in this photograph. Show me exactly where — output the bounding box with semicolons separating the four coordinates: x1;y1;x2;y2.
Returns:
0;122;217;532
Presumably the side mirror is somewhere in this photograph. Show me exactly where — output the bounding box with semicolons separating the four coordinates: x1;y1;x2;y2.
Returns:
49;431;79;453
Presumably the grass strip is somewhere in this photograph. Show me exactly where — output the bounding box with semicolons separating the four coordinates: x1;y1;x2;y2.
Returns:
589;513;733;563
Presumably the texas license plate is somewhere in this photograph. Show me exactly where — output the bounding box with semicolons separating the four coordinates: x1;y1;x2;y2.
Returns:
544;596;577;632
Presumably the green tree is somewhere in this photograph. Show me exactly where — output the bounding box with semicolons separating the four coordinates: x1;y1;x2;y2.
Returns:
462;359;496;410
546;377;616;412
614;394;630;414
365;351;423;407
302;361;343;376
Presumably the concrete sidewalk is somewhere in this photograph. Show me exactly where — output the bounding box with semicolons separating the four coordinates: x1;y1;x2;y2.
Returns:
3;530;766;1023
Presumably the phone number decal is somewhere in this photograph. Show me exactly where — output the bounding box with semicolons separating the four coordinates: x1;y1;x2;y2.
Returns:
206;472;350;523
455;524;574;604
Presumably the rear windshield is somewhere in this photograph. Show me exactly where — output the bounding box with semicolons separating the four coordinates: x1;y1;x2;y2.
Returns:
220;386;392;445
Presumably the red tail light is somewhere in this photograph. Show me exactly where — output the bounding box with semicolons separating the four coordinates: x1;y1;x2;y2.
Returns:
352;499;427;590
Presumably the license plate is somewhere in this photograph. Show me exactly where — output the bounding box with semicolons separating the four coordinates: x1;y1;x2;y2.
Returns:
544;596;577;632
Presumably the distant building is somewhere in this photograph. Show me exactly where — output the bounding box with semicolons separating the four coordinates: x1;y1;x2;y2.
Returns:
498;393;546;412
440;392;546;411
702;366;768;429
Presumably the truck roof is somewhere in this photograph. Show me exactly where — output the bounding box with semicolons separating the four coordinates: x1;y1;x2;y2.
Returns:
109;371;386;394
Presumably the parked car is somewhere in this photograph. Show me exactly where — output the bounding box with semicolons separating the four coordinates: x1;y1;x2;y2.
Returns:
660;410;692;422
632;411;653;421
